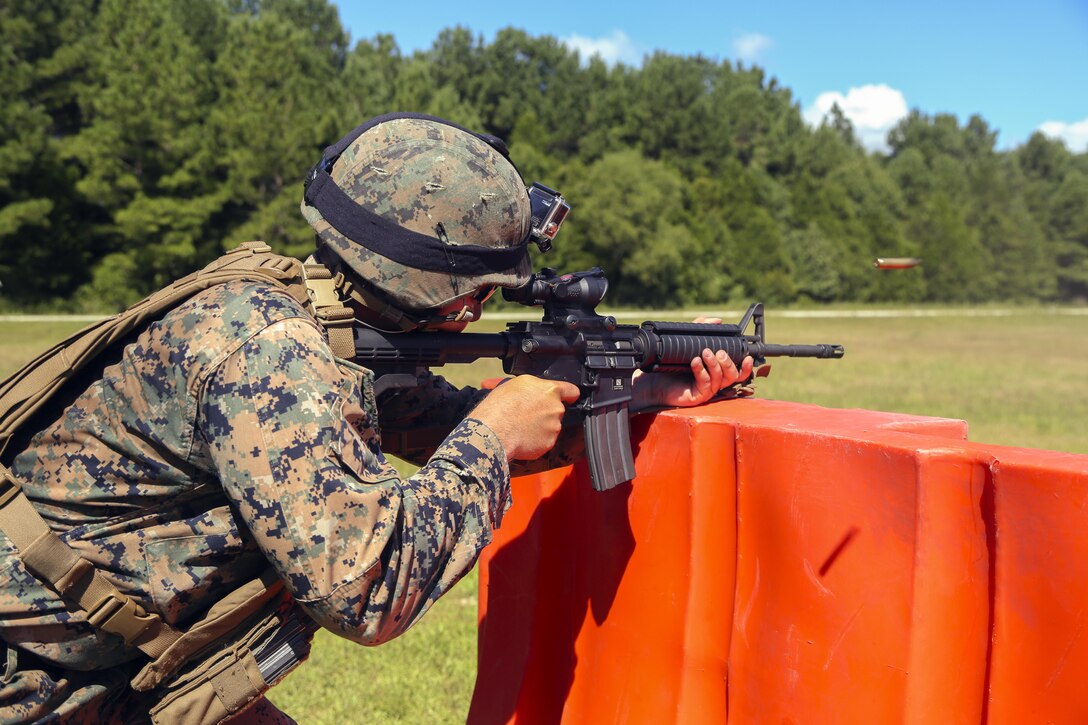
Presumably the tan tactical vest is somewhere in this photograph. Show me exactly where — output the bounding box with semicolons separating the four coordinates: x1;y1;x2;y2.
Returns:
0;242;355;724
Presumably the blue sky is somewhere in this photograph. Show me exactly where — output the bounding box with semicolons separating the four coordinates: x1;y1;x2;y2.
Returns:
335;0;1088;154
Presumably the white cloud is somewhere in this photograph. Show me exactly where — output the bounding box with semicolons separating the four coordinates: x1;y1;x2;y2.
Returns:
561;30;641;67
803;84;909;153
1038;118;1088;153
732;33;772;64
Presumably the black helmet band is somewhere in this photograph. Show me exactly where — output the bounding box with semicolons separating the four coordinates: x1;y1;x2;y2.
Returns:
303;112;566;275
304;165;531;276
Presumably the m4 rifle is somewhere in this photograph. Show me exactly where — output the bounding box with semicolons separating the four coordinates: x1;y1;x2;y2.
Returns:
355;267;844;492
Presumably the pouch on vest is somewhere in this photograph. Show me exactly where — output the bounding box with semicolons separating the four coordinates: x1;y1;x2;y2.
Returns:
142;572;318;725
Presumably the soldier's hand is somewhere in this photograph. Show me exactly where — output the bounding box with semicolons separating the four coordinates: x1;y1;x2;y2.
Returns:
631;316;754;410
471;376;581;461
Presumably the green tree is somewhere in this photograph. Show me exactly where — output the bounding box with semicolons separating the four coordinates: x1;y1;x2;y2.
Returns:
689;157;790;301
0;0;100;306
556;150;727;306
469;29;584;151
336;33;402;129
211;5;344;260
0;11;1082;309
914;192;992;302
1050;170;1088;299
782;225;842;302
65;0;221;307
389;55;483;130
628;53;720;172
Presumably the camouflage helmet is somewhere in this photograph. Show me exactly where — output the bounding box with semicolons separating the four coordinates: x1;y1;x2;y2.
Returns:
301;113;533;319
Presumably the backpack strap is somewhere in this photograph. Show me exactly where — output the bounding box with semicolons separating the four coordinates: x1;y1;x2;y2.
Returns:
0;466;181;657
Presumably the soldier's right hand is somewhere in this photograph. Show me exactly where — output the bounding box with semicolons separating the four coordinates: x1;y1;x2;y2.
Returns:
471;376;581;461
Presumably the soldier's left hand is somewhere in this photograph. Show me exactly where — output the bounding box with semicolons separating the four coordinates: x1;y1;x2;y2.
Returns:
631;316;754;410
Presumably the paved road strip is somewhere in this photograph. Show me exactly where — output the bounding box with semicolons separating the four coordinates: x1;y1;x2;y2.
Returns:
0;315;109;323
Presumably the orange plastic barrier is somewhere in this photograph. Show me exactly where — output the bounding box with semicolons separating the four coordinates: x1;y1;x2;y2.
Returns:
469;399;1088;724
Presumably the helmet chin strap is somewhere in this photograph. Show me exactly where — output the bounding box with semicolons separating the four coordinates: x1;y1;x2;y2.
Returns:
446;306;476;323
311;249;482;329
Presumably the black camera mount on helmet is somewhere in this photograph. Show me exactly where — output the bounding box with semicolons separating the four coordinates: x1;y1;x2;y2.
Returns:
526;183;570;253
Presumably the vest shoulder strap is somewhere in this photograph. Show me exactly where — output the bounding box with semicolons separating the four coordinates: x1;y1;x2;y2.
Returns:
302;262;356;360
0;242;309;463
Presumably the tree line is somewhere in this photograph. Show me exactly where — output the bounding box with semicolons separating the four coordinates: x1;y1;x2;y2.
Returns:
2;0;1086;311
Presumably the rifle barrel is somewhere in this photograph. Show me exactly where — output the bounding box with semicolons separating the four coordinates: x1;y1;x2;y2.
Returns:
758;343;845;359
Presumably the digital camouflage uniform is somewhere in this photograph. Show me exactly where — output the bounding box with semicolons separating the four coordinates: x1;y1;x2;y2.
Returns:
0;278;517;720
0;113;579;722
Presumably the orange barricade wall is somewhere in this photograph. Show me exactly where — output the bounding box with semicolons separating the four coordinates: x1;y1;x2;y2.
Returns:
468;398;1088;724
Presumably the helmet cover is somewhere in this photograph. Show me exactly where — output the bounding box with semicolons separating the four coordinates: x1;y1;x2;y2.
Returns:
301;115;532;312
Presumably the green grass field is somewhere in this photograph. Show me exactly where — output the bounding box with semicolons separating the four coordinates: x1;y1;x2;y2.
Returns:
2;306;1086;723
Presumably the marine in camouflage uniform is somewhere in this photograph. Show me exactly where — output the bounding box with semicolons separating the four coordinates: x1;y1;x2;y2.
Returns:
0;113;743;723
0;114;571;722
